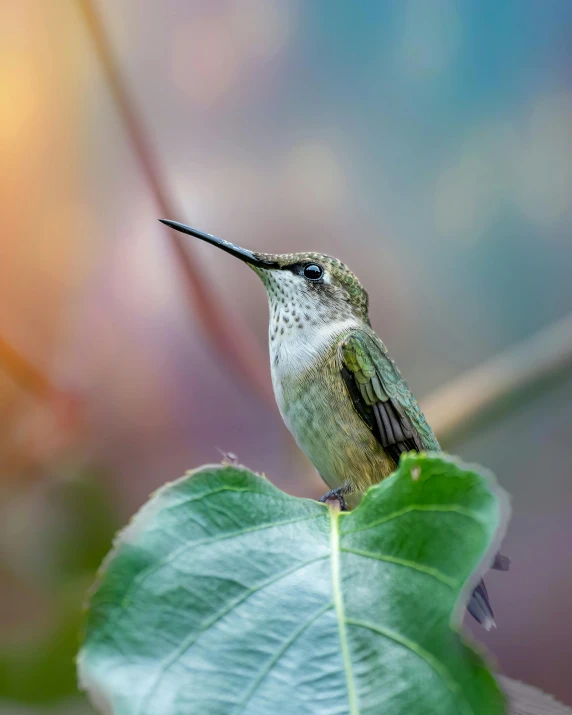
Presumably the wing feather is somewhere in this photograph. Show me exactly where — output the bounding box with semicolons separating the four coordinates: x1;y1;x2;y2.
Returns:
340;330;498;630
340;330;439;462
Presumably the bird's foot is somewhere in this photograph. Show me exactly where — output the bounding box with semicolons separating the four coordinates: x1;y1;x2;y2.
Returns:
319;488;348;511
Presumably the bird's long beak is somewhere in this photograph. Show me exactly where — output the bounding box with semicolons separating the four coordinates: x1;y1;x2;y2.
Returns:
159;219;278;269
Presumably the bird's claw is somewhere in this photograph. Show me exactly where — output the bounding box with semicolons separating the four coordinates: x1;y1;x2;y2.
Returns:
319;488;348;511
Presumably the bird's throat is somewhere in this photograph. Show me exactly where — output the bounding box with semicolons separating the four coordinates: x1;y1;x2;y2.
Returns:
269;313;359;377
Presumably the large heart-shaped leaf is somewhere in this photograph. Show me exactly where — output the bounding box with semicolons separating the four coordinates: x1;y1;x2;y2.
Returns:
78;453;508;714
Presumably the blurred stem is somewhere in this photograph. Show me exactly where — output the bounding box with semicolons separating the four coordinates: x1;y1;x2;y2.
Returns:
0;333;53;398
502;676;572;715
76;0;274;405
422;313;572;448
0;331;85;455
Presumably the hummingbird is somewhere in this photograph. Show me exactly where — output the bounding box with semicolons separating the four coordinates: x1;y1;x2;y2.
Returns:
160;218;506;629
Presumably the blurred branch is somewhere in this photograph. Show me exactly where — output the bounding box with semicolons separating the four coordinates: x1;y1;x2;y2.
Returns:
76;0;274;404
423;313;572;447
503;676;572;715
0;333;53;398
0;332;86;463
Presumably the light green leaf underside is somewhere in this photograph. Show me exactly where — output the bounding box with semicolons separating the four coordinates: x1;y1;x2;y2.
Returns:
78;453;507;715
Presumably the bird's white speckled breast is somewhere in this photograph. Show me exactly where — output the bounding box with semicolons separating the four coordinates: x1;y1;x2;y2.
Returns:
269;316;394;505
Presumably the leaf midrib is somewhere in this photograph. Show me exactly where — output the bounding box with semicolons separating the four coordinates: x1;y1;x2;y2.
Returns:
330;510;360;715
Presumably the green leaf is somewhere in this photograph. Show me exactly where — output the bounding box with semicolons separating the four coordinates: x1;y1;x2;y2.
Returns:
78;453;508;715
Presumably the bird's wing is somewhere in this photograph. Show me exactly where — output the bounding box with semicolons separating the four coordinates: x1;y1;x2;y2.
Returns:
339;329;440;463
339;330;498;629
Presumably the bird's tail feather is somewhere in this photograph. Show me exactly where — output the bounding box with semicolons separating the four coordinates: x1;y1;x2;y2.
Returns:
468;579;496;630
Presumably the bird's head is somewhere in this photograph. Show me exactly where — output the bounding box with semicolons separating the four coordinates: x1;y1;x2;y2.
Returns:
160;220;370;325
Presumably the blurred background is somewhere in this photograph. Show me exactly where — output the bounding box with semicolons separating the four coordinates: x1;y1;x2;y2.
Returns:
1;0;572;711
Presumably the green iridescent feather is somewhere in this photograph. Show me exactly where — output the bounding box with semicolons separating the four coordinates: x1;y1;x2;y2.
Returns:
341;329;440;451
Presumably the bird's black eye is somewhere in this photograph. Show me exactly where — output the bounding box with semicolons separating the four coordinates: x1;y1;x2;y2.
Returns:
303;264;323;281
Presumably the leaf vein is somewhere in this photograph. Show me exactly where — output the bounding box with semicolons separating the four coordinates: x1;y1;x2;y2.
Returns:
123;511;324;607
234;602;334;713
339;547;459;588
340;504;486;535
137;553;330;715
164;484;308;511
345;619;475;715
330;512;360;715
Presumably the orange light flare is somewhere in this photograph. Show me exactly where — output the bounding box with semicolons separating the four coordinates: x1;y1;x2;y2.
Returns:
0;3;93;480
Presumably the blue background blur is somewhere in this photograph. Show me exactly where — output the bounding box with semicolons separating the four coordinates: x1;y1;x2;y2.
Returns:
1;1;572;711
